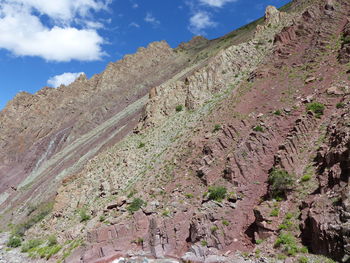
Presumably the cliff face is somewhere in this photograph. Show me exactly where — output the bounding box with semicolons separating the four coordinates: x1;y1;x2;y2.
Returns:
1;0;350;263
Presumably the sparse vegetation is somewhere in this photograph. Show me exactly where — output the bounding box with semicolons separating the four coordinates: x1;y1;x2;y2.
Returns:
301;174;311;182
127;198;145;213
211;226;218;233
306;102;325;117
7;235;22;248
208;186;227;202
135;237;144;246
256;239;264;244
222;220;229;226
274;232;299;256
175;105;183;112
213;124;221;132
162;209;170;217
273;110;282;116
138;142;145;148
268;168;294;199
79;209;91;222
201;240;208;246
270;208;279;217
21;239;43;252
253;125;264;132
336;102;345;109
99;215;105;222
185;193;194;199
298;256;309;263
11;202;53;237
341;34;350;44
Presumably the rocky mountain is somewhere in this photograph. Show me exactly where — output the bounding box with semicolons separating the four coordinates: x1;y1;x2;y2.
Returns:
0;0;349;262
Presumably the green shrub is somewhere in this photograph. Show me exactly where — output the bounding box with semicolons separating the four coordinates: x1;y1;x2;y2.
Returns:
273;110;282;116
298;256;309;263
127;198;145;213
285;212;293;220
270;208;279;217
268;169;294;199
99;215;105;222
275;232;299;256
213;124;221;132
201;240;208;246
138;142;145;148
210;226;218;233
175;105;183;112
253;125;264;132
336;102;345;109
37;244;62;259
135;237;144;245
306;102;325;117
48;235;57;246
208;186;227;202
301;174;311;182
256;239;263;244
185;193;194;199
7;236;21;248
222;220;229;226
342;34;350;44
162;210;170;217
21;239;43;252
300;246;309;253
79;209;91;222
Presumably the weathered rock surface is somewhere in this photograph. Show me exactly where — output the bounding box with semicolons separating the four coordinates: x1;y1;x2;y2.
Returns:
301;109;350;262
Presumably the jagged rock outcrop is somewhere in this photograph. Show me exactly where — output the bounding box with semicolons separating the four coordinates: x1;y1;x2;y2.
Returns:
301;108;350;262
339;20;350;64
138;7;294;129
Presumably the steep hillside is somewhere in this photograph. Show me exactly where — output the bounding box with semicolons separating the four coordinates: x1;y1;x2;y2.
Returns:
1;0;349;263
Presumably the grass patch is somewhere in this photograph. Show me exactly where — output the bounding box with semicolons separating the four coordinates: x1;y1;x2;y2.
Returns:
268;168;294;199
222;220;229;226
79;209;91;222
137;142;145;148
213;124;221;132
274;232;299;256
306;102;325;117
270;208;279;217
201;240;208;246
253;125;264;132
7;236;21;248
336;102;345;109
21;239;43;252
127;198;145;213
301;174;311;182
208;186;227;202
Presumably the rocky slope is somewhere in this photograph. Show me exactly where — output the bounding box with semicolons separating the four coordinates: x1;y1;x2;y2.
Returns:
1;0;349;263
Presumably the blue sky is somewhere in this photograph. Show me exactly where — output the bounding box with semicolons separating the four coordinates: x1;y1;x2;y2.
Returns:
0;0;290;110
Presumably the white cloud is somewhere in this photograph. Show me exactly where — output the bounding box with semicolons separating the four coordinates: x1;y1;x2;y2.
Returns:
0;0;110;61
47;72;85;88
132;3;139;8
144;12;160;26
189;11;216;35
129;22;140;28
199;0;237;8
9;0;110;22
